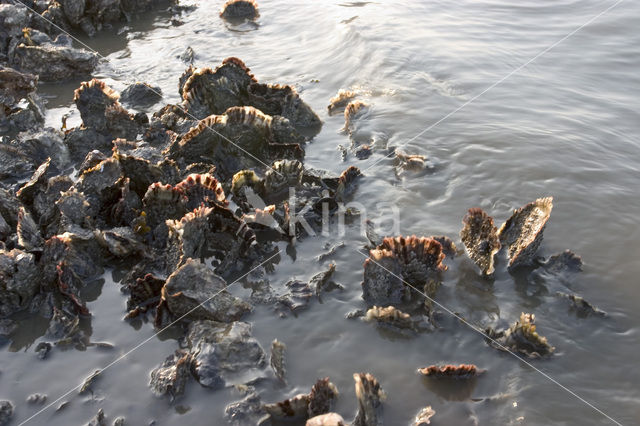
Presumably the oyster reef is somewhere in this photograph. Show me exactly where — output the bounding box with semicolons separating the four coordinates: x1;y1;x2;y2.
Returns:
1;0;639;425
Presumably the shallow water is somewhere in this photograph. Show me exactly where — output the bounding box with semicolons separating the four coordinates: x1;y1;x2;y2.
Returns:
3;0;640;424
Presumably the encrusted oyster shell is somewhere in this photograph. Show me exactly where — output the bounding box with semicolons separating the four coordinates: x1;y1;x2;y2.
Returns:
486;313;555;358
460;208;501;275
498;197;553;269
353;373;385;426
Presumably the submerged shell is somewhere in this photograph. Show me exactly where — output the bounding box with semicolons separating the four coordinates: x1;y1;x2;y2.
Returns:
413;406;436;426
364;305;415;330
327;89;357;115
220;0;259;20
418;364;481;379
308;378;339;418
307;413;346;426
270;339;286;382
353;373;385;426
460;208;501;275
342;100;369;134
498;197;553;268
486;313;555;358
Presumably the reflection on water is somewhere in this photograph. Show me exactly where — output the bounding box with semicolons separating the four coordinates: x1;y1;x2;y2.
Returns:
3;0;640;424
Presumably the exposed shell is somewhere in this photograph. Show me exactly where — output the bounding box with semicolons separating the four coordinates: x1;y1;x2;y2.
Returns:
0;249;39;317
418;364;482;379
247;82;322;129
264;159;303;195
73;79;120;131
460;208;501;275
308;378;339;418
174;173;227;210
486;313;555;358
231;170;263;197
307;413;346;426
160;259;251;323
170;106;304;179
126;273;164;317
413;406;436;426
149;350;193;399
17;206;43;251
270;339;286;382
364;305;415;330
498;197;553;268
264;393;310;420
335;166;362;202
353;373;385;426
220;0;259;20
342;100;369;134
327;89;357;115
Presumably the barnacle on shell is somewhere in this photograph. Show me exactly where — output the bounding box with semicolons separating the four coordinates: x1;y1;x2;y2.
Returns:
498;197;553;269
220;0;259;20
418;364;482;379
460;208;501;275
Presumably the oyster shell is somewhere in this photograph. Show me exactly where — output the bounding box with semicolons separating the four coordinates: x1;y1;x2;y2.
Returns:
327;89;357;115
220;0;259;20
160;259;251;324
418;364;482;379
460;208;501;275
342;100;369;135
413;406;435;426
0;249;39;317
307;413;346;426
498;197;553;269
362;236;446;306
270;339;286;383
264;377;338;421
364;305;416;331
149;350;193;399
353;373;385;426
169;106;304;180
485;313;555;358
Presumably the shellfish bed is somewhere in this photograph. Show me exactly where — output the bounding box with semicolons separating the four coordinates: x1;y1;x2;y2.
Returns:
1;1;639;426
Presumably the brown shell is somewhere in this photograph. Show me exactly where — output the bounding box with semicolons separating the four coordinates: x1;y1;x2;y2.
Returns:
460;208;501;275
220;0;260;20
175;173;227;210
327;89;357;115
343;100;369;133
73;78;119;102
498;197;553;268
353;373;385;426
418;364;481;379
308;377;339;418
377;236;446;272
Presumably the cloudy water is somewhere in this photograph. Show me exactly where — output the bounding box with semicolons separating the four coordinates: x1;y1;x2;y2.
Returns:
3;0;640;424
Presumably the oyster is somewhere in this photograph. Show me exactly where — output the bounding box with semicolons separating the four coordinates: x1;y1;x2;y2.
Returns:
0;400;13;426
169;106;304;180
264;378;338;421
418;364;482;379
159;259;251;324
220;0;259;20
460;208;501;275
353;373;385;426
0;249;39;317
307;413;347;426
225;392;265;425
364;305;418;333
149;350;193;399
247;82;322;129
264;159;304;196
270;339;287;382
362;236;446;307
17;206;43;251
498;197;553;269
557;292;607;318
413;406;435;426
125;273;165;318
11;38;98;81
485;313;555;358
120;82;162;109
342;100;369;135
174;173;227;210
327;89;357;115
186;320;266;388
